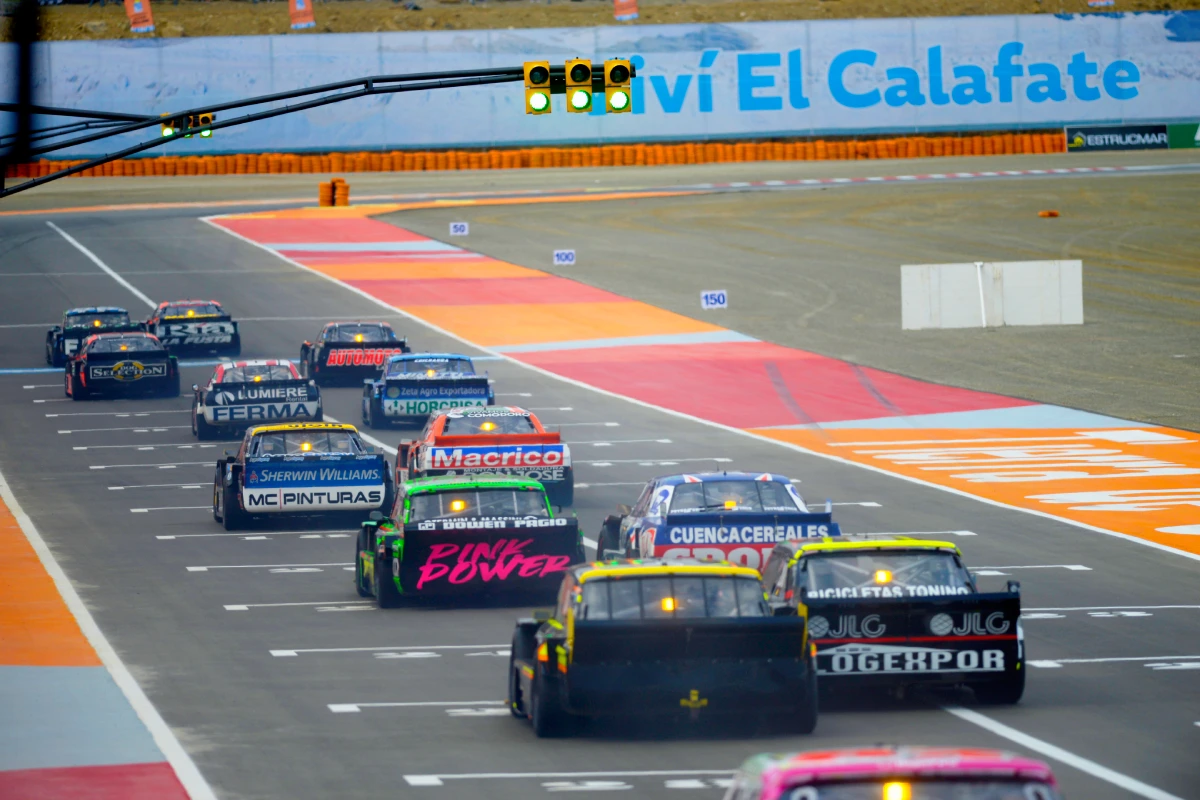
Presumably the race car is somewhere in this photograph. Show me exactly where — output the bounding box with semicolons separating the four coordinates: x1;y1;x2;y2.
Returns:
362;353;494;429
191;360;322;440
398;406;573;507
299;321;410;386
725;747;1062;800
64;332;180;400
507;559;817;737
354;474;584;607
594;472;840;569
212;422;392;531
760;536;1025;704
46;307;144;367
145;300;241;356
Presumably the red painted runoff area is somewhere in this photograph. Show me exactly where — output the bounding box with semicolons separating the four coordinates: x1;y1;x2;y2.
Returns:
218;217;426;243
347;276;628;307
0;762;190;800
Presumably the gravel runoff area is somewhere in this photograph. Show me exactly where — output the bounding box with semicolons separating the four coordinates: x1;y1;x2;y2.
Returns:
8;0;1193;41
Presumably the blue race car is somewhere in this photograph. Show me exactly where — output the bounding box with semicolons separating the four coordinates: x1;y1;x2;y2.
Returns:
594;472;840;572
46;307;145;367
361;353;494;429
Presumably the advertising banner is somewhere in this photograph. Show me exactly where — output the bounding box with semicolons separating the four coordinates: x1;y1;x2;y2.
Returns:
289;0;316;30
123;0;154;33
6;12;1199;156
1065;123;1168;151
1168;122;1200;148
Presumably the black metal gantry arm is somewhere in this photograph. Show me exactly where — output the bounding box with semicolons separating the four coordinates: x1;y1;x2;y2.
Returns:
0;67;527;200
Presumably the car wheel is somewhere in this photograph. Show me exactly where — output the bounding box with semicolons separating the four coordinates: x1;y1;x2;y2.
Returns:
374;557;404;609
355;528;372;598
194;406;217;441
531;675;569;738
212;468;224;523
221;478;245;531
507;637;526;719
69;373;88;401
792;658;819;734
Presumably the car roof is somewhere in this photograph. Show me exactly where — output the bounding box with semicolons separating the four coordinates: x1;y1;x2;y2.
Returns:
91;331;155;339
66;306;127;315
572;558;761;584
218;359;292;369
655;472;792;486
748;747;1056;789
324;321;392;328
442;405;531;417
405;474;545;493
780;536;961;563
247;422;358;436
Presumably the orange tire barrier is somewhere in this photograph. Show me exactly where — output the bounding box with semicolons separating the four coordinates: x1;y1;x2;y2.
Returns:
1038;209;1061;218
318;181;334;207
4;131;1068;180
333;178;349;207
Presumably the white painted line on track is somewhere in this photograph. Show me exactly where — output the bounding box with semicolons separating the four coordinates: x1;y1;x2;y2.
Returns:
571;438;672;446
74;442;229;451
0;470;217;799
47;409;188;418
832;501;882;507
224;600;372;611
582;536;599;550
90;461;210;470
576;482;647;489
61;425;188;434
112;483;204;490
201;214;1200;569
850;530;976;537
493;392;533;397
945;706;1184;800
576;457;731;465
187;562;352;572
527;406;572;411
46;221;157;309
33;398;68;403
1027;655;1200;667
330;700;503;713
132;506;208;513
1024;605;1200;612
22;383;59;389
402;770;735;788
975;564;1090;571
549;421;620;427
160;530;352;540
271;643;508;657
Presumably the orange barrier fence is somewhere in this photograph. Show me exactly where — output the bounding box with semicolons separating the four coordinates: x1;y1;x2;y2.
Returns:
4;132;1067;179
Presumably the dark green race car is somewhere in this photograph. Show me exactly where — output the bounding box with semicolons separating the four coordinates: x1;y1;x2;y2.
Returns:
355;474;585;607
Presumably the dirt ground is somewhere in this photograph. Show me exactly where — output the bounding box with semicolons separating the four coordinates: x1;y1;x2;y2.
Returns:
8;0;1193;41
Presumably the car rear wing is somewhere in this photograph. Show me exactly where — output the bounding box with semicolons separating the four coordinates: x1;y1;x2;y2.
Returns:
571;617;807;665
204;379;318;407
61;322;146;335
804;591;1021;640
431;433;561;448
397;517;580;595
658;510;841;540
320;342;410;369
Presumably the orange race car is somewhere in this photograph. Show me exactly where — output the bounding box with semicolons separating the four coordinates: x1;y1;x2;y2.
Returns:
397;406;573;507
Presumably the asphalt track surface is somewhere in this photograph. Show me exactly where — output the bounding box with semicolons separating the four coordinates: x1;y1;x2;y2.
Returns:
0;161;1198;800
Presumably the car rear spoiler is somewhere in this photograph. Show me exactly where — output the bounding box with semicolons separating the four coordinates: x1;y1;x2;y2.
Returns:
571;617;807;665
431;433;561;447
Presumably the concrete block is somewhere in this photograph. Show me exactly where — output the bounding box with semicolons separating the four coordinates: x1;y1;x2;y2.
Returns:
902;260;1083;330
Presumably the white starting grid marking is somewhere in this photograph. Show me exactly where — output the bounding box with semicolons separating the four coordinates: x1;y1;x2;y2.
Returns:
60;425;188;434
1028;655;1200;669
160;530;352;540
33;399;69;404
401;771;734;789
73;442;230;451
831;501;882;507
111;483;205;491
330;700;504;714
46;409;188;418
551;422;620;428
90;461;210;470
576;482;649;489
186;562;353;572
973;564;1091;576
23;384;60;389
132;506;209;513
570;439;672;447
271;643;508;657
224;600;373;611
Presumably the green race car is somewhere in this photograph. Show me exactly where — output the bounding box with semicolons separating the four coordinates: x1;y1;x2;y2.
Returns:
355;474;585;607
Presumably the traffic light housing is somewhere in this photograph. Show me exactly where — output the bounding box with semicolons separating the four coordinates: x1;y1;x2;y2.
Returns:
524;61;552;115
160;113;216;138
160;115;186;138
194;112;214;138
604;58;632;113
565;58;592;113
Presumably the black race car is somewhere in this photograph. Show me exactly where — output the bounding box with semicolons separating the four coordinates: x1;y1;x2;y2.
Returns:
145;300;241;356
761;536;1025;705
508;559;817;737
46;307;144;367
299;321;409;387
64;332;180;400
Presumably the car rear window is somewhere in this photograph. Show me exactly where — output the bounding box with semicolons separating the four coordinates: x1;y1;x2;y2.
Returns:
65;312;130;329
88;336;163;354
328;324;392;343
668;480;800;514
407;488;548;521
222;364;295;383
251;430;362;456
581;576;767;620
387;358;473;377
799;551;973;599
442;411;536;435
164;303;222;318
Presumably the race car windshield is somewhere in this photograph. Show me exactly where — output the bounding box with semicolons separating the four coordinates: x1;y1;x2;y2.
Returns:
328;325;391;343
668;480;800;513
782;780;1062;799
442;412;537;435
408;488;549;521
222;364;295;383
65;312;130;328
88;337;163;354
164;303;222;318
387;358;473;377
800;551;973;596
582;576;767;620
251;431;362;456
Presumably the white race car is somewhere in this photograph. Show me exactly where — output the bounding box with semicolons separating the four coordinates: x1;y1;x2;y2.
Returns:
192;360;322;440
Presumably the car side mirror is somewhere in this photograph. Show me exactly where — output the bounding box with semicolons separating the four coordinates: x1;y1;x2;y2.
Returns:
364;445;377;455
532;609;553;622
1006;580;1021;594
369;510;383;522
191;384;199;392
308;379;317;389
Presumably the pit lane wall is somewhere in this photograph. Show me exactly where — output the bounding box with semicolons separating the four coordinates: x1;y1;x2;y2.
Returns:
2;12;1198;157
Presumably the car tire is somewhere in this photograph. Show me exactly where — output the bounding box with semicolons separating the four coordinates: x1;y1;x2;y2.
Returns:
507;633;528;718
69;373;88;401
365;395;386;430
212;467;225;523
973;669;1025;705
374;557;404;609
221;477;245;531
355;528;373;598
193;405;218;441
163;372;181;399
792;659;819;735
531;674;569;738
596;517;621;559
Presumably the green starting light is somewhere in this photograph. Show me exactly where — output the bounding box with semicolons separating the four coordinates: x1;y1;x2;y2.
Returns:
199;129;212;138
608;89;630;111
529;91;550;113
569;88;591;111
161;125;174;137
